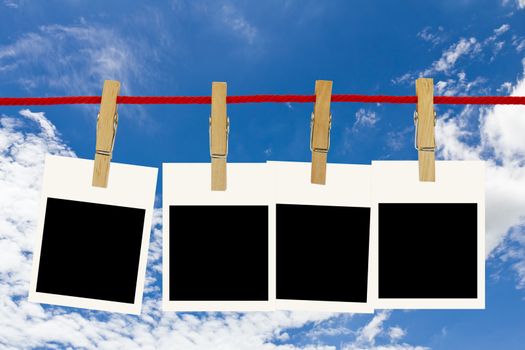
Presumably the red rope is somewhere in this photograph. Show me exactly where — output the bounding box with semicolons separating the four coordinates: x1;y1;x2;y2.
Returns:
433;96;525;105
0;96;101;106
0;94;524;106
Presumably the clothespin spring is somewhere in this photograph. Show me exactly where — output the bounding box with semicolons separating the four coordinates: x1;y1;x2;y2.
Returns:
413;110;436;152
95;112;118;158
310;112;332;153
209;115;230;159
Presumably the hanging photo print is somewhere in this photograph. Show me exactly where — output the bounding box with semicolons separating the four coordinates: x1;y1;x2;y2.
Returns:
371;161;485;309
270;161;374;313
29;155;157;314
163;163;273;311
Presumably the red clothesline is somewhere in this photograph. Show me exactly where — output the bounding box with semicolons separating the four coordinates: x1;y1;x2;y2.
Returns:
0;94;524;106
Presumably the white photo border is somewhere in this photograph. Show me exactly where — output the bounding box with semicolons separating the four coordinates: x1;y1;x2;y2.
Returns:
269;161;375;314
370;160;485;309
162;163;275;312
29;155;158;315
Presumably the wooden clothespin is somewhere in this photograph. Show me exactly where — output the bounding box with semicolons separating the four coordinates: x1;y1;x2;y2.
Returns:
92;80;120;188
415;77;436;182
210;82;229;191
310;80;333;185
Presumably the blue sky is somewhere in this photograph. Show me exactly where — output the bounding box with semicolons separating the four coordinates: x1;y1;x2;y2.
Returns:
1;0;525;349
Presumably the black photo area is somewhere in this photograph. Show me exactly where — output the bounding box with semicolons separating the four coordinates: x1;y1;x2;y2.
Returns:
169;205;268;301
36;198;146;304
379;203;478;299
276;204;371;303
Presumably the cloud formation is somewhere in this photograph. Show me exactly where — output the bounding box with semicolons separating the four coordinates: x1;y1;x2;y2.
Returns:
341;311;428;350
417;26;446;47
220;3;258;44
394;24;511;85
0;23;145;96
354;108;379;129
423;38;481;76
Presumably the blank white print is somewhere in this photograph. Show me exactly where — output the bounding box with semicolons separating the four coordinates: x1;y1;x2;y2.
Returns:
29;155;157;315
371;161;485;309
163;163;274;312
269;161;375;313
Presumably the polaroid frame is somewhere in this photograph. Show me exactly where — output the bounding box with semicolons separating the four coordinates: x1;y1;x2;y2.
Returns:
162;163;274;312
371;160;485;309
269;161;375;313
29;155;157;315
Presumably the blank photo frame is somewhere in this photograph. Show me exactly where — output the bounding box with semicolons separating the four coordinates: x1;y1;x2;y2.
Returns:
163;163;273;311
371;161;485;309
29;155;157;314
270;161;374;313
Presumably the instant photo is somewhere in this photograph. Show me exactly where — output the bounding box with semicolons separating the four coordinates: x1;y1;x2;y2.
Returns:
270;161;374;313
163;163;273;311
29;155;157;314
371;161;485;309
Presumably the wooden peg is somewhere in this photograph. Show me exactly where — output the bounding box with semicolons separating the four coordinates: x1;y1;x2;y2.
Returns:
415;78;436;182
92;80;120;188
310;80;333;185
210;82;228;191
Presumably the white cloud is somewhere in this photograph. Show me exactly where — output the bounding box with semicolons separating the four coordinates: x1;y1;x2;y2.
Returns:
395;24;510;85
356;310;391;345
393;36;484;85
435;72;487;96
18;109;58;139
515;39;525;52
492;41;505;57
0;111;75;300
502;0;525;9
170;1;259;46
417;26;445;46
3;0;18;8
497;81;513;94
304;312;426;350
305;314;355;340
2;0;19;8
495;227;525;289
388;327;406;342
481;60;525;162
220;4;258;44
493;24;510;36
511;34;525;52
341;311;428;350
0;23;163;124
424;37;481;76
354;108;379;129
0;24;143;96
343;107;378;154
0;110;342;349
483;24;510;61
386;127;412;152
391;73;412;85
